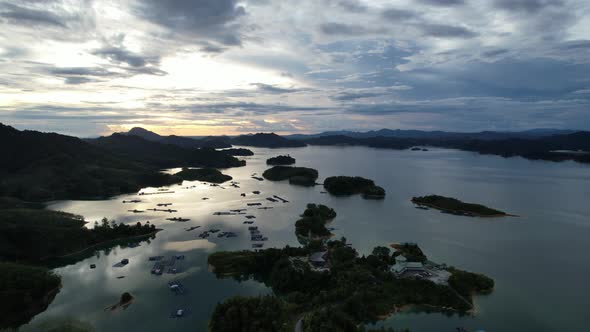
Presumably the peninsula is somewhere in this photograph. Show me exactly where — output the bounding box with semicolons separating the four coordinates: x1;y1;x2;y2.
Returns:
207;205;494;331
412;195;510;217
174;167;232;184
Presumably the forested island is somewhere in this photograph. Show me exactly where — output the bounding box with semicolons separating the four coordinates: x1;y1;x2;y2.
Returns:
208;209;494;332
220;148;254;156
262;166;319;186
0;262;61;329
174;167;232;183
412;195;510;217
266;155;296;165
295;204;337;239
324;176;386;199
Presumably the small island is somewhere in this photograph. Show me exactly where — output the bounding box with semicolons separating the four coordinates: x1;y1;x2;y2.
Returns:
411;195;510;217
323;176;386;199
266;155;296;165
262;166;318;187
0;262;61;329
207;205;494;331
295;204;337;239
220;148;254;156
174;167;232;184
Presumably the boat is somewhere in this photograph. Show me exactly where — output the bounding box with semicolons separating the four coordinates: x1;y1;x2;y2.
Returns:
120;259;129;265
90;264;96;269
241;193;246;197
245;215;256;219
266;197;278;202
252;191;261;194
247;203;262;206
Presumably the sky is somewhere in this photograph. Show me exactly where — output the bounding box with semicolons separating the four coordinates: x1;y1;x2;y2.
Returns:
1;0;590;137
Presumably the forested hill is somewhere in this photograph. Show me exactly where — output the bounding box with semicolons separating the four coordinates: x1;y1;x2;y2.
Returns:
231;133;306;148
88;133;245;168
122;127;231;149
300;131;590;163
0;124;182;201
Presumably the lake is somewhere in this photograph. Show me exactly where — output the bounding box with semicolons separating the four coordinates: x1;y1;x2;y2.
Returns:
20;145;590;331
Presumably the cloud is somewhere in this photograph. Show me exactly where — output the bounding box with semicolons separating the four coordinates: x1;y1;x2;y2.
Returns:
381;8;418;21
320;22;385;36
419;23;478;39
134;0;246;47
493;0;564;13
331;0;368;13
250;83;300;94
417;0;465;6
0;2;67;27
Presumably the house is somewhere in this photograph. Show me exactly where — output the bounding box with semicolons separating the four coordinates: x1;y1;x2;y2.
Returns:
391;260;425;275
309;251;328;268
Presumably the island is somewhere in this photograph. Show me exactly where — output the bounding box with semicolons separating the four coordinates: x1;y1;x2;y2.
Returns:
0;262;61;329
220;148;254;156
207;204;494;331
411;195;510;217
262;166;318;187
266;155;296;165
323;176;386;199
174;167;232;183
295;204;337;240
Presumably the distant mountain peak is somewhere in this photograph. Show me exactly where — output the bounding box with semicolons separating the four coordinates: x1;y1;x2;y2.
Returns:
124;127;162;141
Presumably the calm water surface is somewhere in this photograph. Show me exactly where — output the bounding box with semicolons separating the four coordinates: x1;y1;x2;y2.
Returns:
21;146;590;332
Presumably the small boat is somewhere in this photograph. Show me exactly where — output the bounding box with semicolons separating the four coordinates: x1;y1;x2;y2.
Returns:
120;259;129;265
258;207;273;210
116;276;125;279
241;193;246;197
90;264;96;269
266;197;278;202
243;221;254;224
245;215;256;219
157;203;172;207
252;191;261;194
247;203;262;206
202;197;209;200
127;209;144;213
209;229;220;233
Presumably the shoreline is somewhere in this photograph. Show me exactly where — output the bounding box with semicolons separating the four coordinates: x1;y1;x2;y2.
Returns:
38;230;161;262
